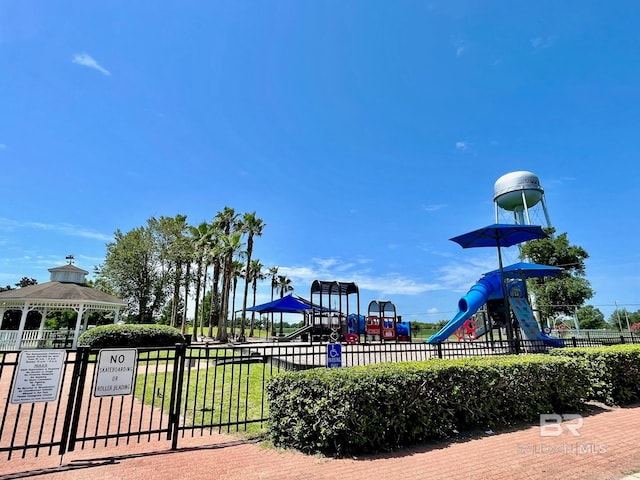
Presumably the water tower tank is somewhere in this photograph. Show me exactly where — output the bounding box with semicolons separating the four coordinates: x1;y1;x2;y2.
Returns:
493;171;543;211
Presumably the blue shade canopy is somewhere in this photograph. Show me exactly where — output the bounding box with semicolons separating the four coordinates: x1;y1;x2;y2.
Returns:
247;294;316;313
484;261;563;279
449;224;548;249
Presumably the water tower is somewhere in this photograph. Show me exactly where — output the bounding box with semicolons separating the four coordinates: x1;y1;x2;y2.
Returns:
493;171;552;227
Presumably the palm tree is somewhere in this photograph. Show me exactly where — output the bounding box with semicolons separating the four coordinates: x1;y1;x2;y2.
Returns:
207;233;222;339
208;208;238;340
277;275;293;336
216;231;244;343
248;259;265;337
188;221;212;340
229;259;245;339
268;266;279;336
239;212;265;341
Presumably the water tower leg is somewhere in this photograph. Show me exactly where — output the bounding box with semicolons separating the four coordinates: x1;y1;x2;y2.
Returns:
541;196;552;228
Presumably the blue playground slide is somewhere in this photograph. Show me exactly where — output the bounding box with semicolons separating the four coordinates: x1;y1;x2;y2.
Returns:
426;274;503;343
509;296;564;347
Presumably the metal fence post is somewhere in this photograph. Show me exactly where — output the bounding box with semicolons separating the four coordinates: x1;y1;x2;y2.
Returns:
62;347;91;454
170;343;187;450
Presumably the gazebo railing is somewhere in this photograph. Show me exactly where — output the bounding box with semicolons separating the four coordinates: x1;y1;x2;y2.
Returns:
0;329;74;350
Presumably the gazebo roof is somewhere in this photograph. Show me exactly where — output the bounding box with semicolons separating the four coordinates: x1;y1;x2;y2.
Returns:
0;281;125;305
0;261;126;307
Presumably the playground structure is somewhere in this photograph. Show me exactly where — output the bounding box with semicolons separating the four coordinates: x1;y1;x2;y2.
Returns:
427;263;564;347
427;170;564;347
366;300;397;341
270;280;411;343
306;280;359;342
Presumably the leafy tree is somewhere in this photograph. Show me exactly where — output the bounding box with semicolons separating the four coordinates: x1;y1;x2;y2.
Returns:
96;225;164;323
608;308;639;331
16;277;38;288
0;276;37;292
152;215;191;328
519;227;594;323
1;310;41;330
576;305;609;329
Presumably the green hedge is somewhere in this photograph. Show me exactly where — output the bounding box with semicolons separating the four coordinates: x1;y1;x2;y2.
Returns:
266;355;589;457
77;324;185;348
550;345;640;405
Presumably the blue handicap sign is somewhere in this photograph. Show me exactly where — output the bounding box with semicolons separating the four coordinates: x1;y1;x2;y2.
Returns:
326;343;342;368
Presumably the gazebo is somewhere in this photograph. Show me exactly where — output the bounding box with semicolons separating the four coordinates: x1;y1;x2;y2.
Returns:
0;262;126;350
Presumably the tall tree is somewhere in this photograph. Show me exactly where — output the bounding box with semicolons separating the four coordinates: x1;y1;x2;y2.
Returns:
276;275;293;336
248;259;265;337
188;221;212;340
207;232;222;339
96;226;162;323
216;231;244;342
238;212;265;341
519;227;594;323
229;259;245;338
210;207;240;341
268;266;279;336
153;215;190;328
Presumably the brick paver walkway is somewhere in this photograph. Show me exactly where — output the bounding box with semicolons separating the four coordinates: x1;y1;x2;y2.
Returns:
1;403;639;480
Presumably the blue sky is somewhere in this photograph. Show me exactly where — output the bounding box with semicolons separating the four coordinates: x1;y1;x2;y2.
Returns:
1;1;639;323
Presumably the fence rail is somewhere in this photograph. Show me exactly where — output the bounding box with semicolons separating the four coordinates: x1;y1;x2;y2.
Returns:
1;334;639;460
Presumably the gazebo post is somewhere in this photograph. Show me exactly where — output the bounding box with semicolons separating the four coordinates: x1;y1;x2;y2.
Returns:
14;303;29;350
72;304;86;350
37;307;47;346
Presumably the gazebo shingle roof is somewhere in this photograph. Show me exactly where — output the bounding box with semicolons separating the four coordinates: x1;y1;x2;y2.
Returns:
0;282;125;304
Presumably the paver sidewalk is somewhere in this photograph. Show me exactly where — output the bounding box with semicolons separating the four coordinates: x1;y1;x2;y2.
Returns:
2;403;639;480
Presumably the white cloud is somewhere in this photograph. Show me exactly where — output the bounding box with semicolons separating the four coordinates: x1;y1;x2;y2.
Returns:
451;35;467;57
530;36;557;50
455;141;467;151
0;217;112;242
72;53;111;76
278;257;441;297
422;203;447;212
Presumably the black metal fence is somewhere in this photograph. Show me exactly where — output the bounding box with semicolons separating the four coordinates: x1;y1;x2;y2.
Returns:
2;334;640;460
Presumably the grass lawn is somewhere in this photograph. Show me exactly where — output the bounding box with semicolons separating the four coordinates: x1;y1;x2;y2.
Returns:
135;353;276;437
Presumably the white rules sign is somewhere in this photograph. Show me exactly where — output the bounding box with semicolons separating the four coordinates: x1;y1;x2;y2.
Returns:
94;348;137;397
11;350;65;404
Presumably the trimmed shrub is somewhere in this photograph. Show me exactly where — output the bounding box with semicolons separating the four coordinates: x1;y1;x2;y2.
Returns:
266;355;589;457
77;324;185;348
550;345;640;405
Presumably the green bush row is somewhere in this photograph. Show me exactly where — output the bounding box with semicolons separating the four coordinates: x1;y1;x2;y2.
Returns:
550;344;640;405
77;324;185;348
266;355;589;457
